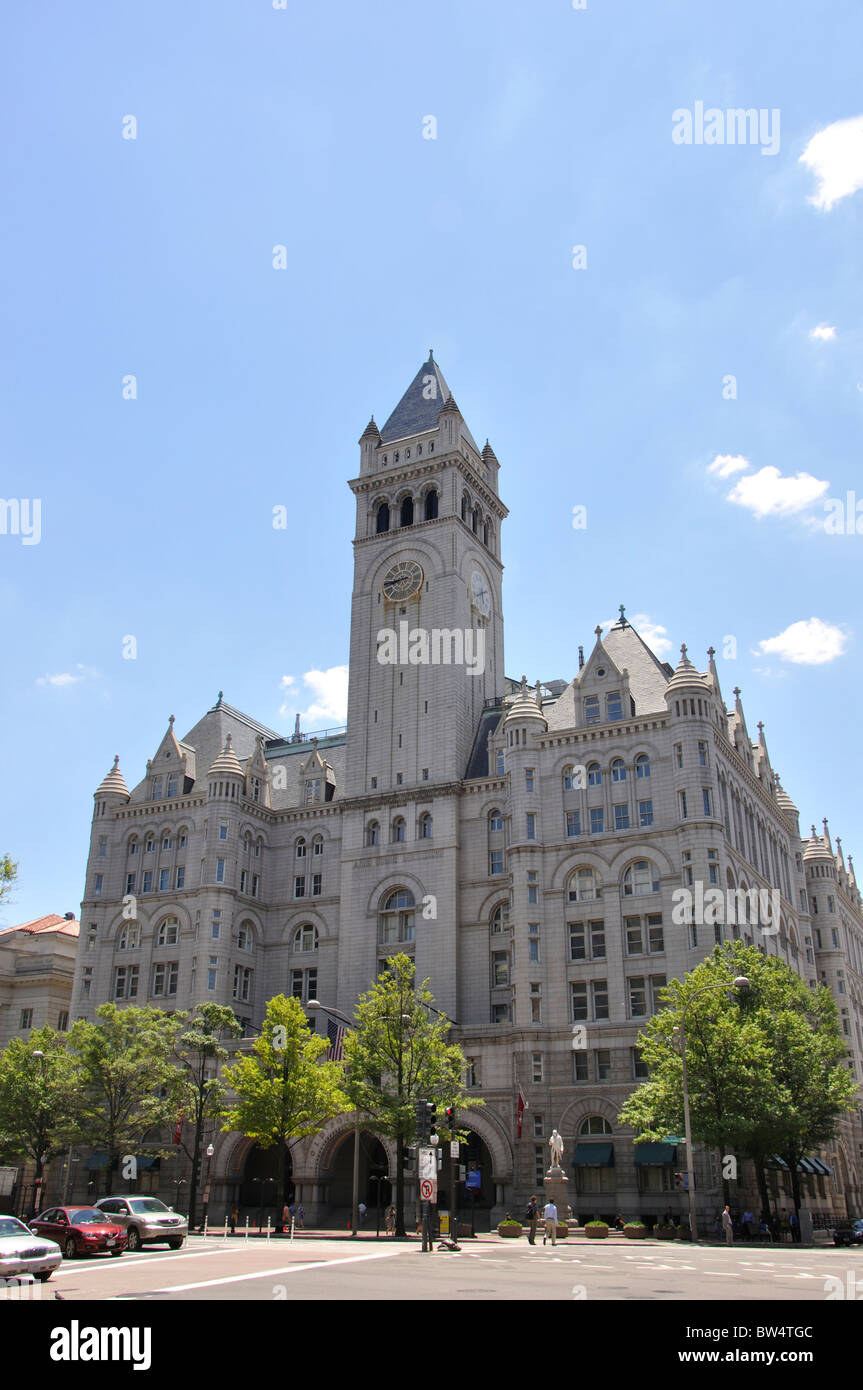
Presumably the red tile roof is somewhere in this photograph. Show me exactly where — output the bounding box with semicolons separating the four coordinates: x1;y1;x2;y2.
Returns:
0;913;80;938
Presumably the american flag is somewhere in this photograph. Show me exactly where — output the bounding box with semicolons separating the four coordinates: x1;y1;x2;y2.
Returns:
327;1019;347;1061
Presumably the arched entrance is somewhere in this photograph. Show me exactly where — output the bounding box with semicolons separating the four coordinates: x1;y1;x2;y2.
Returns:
323;1132;391;1225
437;1130;495;1227
237;1143;293;1218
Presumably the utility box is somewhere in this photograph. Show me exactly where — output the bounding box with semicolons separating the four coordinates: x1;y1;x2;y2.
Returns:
799;1209;814;1244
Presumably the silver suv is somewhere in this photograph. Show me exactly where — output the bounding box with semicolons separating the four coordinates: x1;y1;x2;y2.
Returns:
94;1197;187;1251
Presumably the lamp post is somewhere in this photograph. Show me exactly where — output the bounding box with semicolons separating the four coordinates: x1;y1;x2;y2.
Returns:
308;1000;360;1237
674;976;750;1242
202;1142;215;1229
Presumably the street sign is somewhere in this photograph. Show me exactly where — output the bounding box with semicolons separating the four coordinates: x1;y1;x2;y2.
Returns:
662;1135;685;1145
465;1170;481;1190
418;1147;437;1181
450;1140;460;1157
420;1178;437;1202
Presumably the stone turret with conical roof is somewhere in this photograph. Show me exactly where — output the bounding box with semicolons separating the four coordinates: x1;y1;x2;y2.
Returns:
94;755;130;805
665;644;722;829
504;675;548;733
207;734;245;799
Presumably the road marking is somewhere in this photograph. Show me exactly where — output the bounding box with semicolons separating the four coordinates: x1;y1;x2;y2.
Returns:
148;1246;406;1293
53;1248;234;1277
704;1271;740;1277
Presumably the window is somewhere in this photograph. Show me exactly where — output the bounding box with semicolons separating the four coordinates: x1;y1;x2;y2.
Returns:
828;896;835;914
151;776;163;800
650;974;666;1012
311;873;321;897
379;889;415;944
596;1049;611;1081
688;921;698;949
569;867;598;902
392;817;406;844
580;1116;612;1136
635;754;650;779
126;872;136;894
532;1052;543;1083
142;870;153;893
647;915;664;953
698;740;709;767
566;810;582;837
589;807;604;834
233;965;254;1003
587;763;601;787
629;977;647;1017
495;750;504;775
366;821;380;847
611;759;626;783
606;691;622;721
533;1114;544;1140
569;922;586;961
573;1051;588;1081
491;1003;510;1024
237;921;253;951
491;950;510;987
526;813;536;840
211;910;221;940
588;920;605;959
525;768;535;792
296;838;307;861
20;1008;33;1030
622;860;660;896
489;810;503;832
57;1011;68;1032
159;868;170;891
312;835;323;857
625;917;643;955
117;922;140;950
305;779;322;805
584;695;600;725
465;1058;480;1088
128;837;138;855
113;965;139;1000
490;851;504;875
490;902;510;934
419;814;432;840
674;743;683;769
250;776;260;803
145;836;154;853
294;924;318;952
216;858;225;883
638;800;653;827
94;874;103;897
157;917;179;946
178;830;187;848
632;1048;648;1080
81;967;92;998
162;835;173;851
152;962;179;997
175;866;185;889
219;822;228;841
614;804;630;831
679;790;688;819
98;836;107;858
571;982;588;1021
528;924;540;963
702;788;712;817
591;979;609;1020
295;875;306;898
208;957;218;991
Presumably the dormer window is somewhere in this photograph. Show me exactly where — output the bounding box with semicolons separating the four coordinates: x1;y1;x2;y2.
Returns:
304;778;321;805
166;774;178;798
583;696;600;725
151;776;163;800
606;691;623;721
250;776;261;803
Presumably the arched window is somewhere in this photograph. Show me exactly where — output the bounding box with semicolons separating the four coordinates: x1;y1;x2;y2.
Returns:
127;836;138;856
483;520;489;545
568;867;599;902
400;497;414;528
490;902;510;934
366;820;380;847
117;921;140;950
293;924;318;952
461;493;470;522
424;490;438;521
472;506;480;534
237;920;254;951
579;1116;612;1136
157;916;179;946
376;502;390;534
379;889;415;944
489;809;503;832
144;835;155;854
419;813;432;840
622;860;661;897
392;817;406;844
587;763;602;787
244;833;253;855
611;758;626;783
312;834;323;857
486;524;494;553
296;837;306;860
635;754;650;779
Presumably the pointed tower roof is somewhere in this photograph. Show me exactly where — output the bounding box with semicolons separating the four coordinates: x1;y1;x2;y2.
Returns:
207;734;244;779
774;774;798;820
379;352;479;450
95;755;130;800
665;644;709;695
504;676;548;729
359;415;381;443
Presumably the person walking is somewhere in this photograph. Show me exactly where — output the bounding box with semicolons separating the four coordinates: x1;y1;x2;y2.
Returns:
742;1207;754;1239
295;1203;304;1229
385;1204;397;1237
358;1201;368;1227
525;1196;539;1245
790;1210;800;1244
722;1204;734;1245
229;1204;239;1235
542;1199;558;1246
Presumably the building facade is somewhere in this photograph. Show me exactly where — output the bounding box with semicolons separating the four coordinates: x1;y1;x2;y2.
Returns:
0;913;78;1049
69;353;863;1227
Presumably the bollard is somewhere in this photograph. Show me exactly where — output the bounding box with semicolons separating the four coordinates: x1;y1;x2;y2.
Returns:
266;1215;271;1241
290;1216;294;1245
245;1214;249;1243
203;1214;208;1241
224;1212;230;1247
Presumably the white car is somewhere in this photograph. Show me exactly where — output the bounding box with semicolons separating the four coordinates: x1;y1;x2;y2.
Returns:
0;1214;63;1281
94;1197;187;1250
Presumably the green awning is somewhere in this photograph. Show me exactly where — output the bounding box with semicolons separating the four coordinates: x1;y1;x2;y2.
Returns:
808;1157;831;1176
767;1155;789;1170
768;1154;831;1175
572;1143;614;1167
797;1158;818;1175
135;1155;160;1171
634;1143;676;1166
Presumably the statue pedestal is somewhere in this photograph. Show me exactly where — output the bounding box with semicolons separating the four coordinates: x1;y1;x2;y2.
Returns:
543;1166;572;1222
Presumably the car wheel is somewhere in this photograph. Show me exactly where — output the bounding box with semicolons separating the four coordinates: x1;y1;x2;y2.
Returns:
36;1271;53;1282
64;1238;77;1260
168;1239;184;1250
126;1227;141;1252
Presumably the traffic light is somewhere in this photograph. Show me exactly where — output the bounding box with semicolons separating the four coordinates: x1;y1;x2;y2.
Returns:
674;1172;682;1189
403;1146;416;1173
445;1105;455;1131
415;1099;436;1141
428;1103;437;1139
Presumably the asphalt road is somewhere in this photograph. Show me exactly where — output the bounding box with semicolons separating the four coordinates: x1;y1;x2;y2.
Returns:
25;1233;863;1302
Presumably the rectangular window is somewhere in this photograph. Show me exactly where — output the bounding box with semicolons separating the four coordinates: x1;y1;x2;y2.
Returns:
592;979;609;1020
566;810;581;837
832;927;839;948
94;874;103;896
142;870;153;893
589;921;606;960
625;917;643;955
606;691;623;721
596;1049;611;1081
211;910;221;940
495;750;504;775
583;695;600;725
167;774;178;797
159;868;170;891
679;791;688;819
57;1011;69;1031
647;915;664;953
253;874;261;897
81;967;92;998
638;800;653;827
527;884;538;905
534;1147;545;1185
532;1052;543;1083
176;866;185;889
571;982;588;1021
114;965;139;1000
708;863;719;885
650;974;666;1012
162;835;172;851
632;1048;648;1080
702;788;712;817
828;896;836;914
98;836;107;858
528;926;540;964
688;921;698;949
153;962;179;997
126;872;136;894
87;926;97;951
491;1003;509;1024
240;870;248;894
530;992;542;1024
629;977;647;1017
490;851;503;876
614;803;630;831
698;740;709;766
526;813;536;840
465;1058;479;1088
208;957;218;991
589;807;604;835
491;951;509;987
525;768;535;792
532;1114;544;1140
233;965;254;1003
674;743;683;769
295;875;306;898
216;858;225;883
219;822;228;841
573;1051;588;1081
151;777;163;800
569;923;585;961
20;1008;33;1029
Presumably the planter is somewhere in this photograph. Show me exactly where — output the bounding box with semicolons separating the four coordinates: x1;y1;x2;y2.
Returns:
655;1227;677;1240
585;1225;609;1239
498;1223;522;1238
624;1226;647;1239
676;1226;693;1242
556;1224;569;1239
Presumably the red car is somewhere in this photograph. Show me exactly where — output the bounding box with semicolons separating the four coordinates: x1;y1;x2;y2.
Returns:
30;1206;128;1259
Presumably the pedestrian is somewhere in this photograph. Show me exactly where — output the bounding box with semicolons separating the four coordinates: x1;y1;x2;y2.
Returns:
385;1204;396;1237
358;1201;368;1227
742;1207;754;1239
525;1195;539;1245
789;1210;800;1244
542;1198;558;1246
722;1204;733;1245
613;1212;624;1231
295;1204;304;1229
282;1202;290;1231
663;1207;674;1227
230;1204;238;1235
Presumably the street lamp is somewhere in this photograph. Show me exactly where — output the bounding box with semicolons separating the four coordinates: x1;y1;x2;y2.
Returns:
674;976;750;1242
308;999;361;1238
202;1143;215;1229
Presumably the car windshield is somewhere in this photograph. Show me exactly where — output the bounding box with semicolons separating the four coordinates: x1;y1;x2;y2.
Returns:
68;1208;109;1224
0;1217;29;1237
127;1199;168;1214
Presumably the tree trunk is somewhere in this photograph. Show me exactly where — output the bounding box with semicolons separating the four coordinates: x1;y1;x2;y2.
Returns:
276;1143;287;1232
188;1126;202;1230
753;1156;771;1226
395;1135;406;1237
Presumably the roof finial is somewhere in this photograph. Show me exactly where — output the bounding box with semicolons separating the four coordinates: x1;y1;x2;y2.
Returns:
733;686;741;698
707;645;715;659
618;603;627;627
113;755;120;768
428;347;434;361
680;643;687;658
217;690;223;703
594;624;603;639
225;733;232;748
169;714;175;726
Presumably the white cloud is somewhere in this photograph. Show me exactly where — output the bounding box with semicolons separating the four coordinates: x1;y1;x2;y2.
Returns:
36;663;100;689
726;465;829;517
799;115;863;210
756;618;847;665
809;323;836;341
601;613;673;657
279;665;348;728
708;453;750;479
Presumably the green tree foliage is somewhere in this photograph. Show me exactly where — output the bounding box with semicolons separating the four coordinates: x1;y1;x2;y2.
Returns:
0;853;17;907
342;954;481;1237
221;995;349;1224
0;1027;77;1186
174;1003;242;1227
618;942;857;1216
67;1003;186;1185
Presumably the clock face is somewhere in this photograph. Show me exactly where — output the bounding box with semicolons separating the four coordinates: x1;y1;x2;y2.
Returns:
383;560;424;602
470;570;491;618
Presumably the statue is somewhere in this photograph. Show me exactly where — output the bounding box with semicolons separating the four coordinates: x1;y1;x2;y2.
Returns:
548;1129;564;1169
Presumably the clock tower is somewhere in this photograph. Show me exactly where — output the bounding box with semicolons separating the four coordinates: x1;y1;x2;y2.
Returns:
343;352;507;797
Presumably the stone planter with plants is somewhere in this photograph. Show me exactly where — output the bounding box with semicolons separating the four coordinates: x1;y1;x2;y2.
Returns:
584;1220;609;1239
623;1222;647;1239
497;1219;522;1238
655;1225;677;1240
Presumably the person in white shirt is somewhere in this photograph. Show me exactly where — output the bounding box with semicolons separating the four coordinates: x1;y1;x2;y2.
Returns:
543;1200;558;1246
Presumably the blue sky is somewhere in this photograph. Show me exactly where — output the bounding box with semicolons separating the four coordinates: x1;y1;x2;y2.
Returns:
2;0;862;926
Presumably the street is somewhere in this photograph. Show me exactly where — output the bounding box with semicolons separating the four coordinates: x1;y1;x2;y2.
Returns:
20;1233;863;1302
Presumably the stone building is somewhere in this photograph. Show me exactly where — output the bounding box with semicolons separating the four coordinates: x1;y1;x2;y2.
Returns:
0;913;78;1049
69;353;863;1227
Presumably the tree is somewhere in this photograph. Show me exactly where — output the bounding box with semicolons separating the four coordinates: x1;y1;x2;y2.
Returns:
221;995;349;1226
0;853;17;907
0;1027;77;1204
173;1003;242;1228
618;942;857;1220
67;1004;186;1187
342;954;481;1238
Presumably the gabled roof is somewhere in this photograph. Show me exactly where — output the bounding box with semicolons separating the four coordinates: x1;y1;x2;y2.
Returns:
379;353;479;451
0;913;80;938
